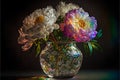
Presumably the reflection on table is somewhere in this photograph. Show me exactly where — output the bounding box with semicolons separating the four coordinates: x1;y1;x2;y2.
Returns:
2;70;119;80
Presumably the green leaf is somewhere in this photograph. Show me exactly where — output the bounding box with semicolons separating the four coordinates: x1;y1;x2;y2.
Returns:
43;36;49;41
91;41;103;52
91;43;98;49
91;40;97;42
56;16;64;24
38;77;45;80
52;42;58;51
83;43;89;55
97;29;102;38
36;42;41;57
88;42;93;55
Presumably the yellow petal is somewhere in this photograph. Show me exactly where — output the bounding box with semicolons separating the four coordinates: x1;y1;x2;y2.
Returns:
35;15;44;24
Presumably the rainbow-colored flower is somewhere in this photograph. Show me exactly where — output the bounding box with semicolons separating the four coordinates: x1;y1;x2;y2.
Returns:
60;8;97;42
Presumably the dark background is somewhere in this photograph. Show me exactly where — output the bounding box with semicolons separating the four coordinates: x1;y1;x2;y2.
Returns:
1;0;119;74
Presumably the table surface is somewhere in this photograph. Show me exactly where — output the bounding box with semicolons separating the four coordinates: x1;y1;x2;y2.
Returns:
1;70;119;80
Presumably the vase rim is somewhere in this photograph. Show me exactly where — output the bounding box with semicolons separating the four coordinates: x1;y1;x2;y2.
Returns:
47;41;76;44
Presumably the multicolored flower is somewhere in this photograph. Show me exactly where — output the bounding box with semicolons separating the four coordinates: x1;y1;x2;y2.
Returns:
60;8;97;42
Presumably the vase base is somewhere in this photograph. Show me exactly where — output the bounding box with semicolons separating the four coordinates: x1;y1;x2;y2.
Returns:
53;76;74;79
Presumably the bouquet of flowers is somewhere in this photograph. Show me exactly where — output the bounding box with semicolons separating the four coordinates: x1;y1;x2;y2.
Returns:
18;2;102;56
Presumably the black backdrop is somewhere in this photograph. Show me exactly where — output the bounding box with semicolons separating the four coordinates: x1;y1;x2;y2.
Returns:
1;0;119;73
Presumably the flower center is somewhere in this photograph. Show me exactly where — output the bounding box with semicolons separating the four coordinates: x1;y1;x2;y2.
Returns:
78;19;85;28
35;15;44;24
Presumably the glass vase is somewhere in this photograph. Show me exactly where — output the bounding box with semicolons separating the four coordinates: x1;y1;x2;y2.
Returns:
40;42;83;79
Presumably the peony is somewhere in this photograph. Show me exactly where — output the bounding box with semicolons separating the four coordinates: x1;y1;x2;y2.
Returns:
18;1;101;53
18;6;59;51
60;8;97;42
57;2;79;17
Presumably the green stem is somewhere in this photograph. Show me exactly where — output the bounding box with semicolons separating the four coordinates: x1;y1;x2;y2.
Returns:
50;33;66;75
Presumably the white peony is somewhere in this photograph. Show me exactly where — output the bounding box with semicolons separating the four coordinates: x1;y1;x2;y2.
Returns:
18;6;59;51
57;2;79;17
